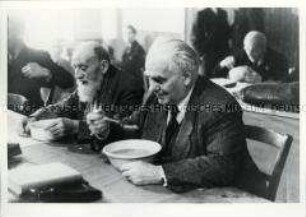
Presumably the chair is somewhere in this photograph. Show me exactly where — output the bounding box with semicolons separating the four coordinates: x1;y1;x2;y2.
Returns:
244;125;293;201
8;93;29;115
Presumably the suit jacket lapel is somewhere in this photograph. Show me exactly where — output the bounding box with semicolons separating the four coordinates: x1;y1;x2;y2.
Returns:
171;111;194;160
170;76;207;160
156;110;168;145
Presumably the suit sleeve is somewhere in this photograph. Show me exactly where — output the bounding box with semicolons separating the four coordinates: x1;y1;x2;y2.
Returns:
161;110;246;192
35;51;75;89
271;54;289;82
211;52;240;78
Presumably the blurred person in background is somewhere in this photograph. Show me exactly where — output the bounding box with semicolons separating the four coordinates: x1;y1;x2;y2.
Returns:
8;15;74;113
191;8;231;77
121;25;146;89
49;42;76;103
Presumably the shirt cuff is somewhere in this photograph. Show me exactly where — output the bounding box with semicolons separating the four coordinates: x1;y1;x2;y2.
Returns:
157;165;168;187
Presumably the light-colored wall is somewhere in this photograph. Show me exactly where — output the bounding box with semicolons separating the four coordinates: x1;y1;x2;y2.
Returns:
111;8;185;61
19;8;186;63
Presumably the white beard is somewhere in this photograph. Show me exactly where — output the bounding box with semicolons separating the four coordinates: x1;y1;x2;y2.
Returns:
77;80;101;103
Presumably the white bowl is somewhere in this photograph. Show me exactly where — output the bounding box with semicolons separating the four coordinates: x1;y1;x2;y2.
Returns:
28;119;57;142
102;139;162;170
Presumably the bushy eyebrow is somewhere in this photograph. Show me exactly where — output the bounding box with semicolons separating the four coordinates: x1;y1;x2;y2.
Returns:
150;75;167;83
73;63;88;70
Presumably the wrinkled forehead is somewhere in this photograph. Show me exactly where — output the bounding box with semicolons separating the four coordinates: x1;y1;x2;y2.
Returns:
72;44;98;65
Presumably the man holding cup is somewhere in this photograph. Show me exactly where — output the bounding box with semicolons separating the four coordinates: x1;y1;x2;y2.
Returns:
87;37;266;195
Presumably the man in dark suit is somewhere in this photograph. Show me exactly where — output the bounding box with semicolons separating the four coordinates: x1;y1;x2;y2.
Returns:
22;41;144;146
88;38;264;193
213;31;289;82
8;16;75;112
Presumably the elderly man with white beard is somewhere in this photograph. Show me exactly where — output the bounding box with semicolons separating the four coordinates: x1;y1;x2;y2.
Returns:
21;41;144;149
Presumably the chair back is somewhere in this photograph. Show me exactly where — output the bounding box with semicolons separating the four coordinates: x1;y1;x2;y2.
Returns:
244;125;293;201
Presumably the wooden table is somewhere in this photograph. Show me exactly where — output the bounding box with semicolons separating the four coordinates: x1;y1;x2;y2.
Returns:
210;78;299;119
7;111;269;203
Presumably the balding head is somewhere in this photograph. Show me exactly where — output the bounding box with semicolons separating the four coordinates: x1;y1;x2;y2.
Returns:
146;37;199;82
145;37;199;105
72;41;110;64
243;31;267;63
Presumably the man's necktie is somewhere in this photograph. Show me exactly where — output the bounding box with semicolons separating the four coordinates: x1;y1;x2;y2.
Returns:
165;105;180;147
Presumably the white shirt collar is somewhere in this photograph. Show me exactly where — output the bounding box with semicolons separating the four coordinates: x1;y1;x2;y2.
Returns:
167;86;194;125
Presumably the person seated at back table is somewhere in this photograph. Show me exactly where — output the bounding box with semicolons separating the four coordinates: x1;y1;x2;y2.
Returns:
8;15;75;113
213;31;289;83
21;41;144;147
87;37;266;194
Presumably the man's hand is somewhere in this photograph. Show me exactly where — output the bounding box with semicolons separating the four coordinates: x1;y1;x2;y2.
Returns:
219;56;235;69
120;161;164;185
19;116;36;136
22;62;52;80
44;118;79;139
244;67;262;84
229;66;262;84
86;111;110;140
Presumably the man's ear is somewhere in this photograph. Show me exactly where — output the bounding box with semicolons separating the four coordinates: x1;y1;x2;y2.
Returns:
100;60;110;74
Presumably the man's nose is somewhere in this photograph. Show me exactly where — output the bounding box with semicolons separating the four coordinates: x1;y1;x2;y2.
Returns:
150;81;161;93
75;69;85;79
